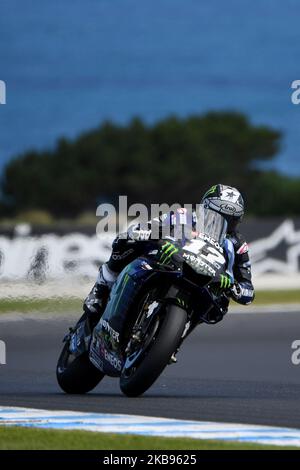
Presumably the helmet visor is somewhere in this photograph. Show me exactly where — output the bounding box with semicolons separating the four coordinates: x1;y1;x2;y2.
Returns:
197;205;228;244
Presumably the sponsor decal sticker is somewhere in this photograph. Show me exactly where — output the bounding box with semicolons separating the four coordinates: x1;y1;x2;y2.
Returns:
104;349;122;371
99;318;120;342
220;203;236;214
237;242;249;255
183;252;216;276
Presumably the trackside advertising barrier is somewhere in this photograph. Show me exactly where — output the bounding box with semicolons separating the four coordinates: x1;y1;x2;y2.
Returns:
0;218;299;290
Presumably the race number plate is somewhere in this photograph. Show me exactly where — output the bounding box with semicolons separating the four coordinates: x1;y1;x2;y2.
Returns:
182;235;226;276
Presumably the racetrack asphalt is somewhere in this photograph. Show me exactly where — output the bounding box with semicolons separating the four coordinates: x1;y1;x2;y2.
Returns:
1;309;300;428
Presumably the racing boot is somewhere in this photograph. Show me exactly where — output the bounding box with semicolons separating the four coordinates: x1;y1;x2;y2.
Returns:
83;264;117;328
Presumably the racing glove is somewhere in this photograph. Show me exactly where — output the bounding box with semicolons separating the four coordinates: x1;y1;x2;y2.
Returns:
229;282;242;301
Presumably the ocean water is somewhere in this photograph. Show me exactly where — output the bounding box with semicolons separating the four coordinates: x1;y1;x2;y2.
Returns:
0;0;299;174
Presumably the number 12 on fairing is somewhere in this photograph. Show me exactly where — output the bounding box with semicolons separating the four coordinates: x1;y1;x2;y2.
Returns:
183;239;225;266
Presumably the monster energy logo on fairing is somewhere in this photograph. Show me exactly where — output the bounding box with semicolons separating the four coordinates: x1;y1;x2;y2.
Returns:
220;274;231;289
177;298;187;308
160;241;178;264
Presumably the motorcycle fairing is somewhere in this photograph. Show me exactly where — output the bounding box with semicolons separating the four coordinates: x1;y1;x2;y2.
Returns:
90;258;159;375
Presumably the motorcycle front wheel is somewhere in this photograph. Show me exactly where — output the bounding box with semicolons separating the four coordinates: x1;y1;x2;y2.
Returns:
120;304;187;397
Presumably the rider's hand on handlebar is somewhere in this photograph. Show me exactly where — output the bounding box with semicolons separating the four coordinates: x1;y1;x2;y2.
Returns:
214;277;242;301
228;281;242;301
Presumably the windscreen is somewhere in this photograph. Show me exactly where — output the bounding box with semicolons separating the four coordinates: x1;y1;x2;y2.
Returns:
197;205;228;245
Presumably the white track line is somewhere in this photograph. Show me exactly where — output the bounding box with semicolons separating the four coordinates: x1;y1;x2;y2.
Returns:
1;406;300;447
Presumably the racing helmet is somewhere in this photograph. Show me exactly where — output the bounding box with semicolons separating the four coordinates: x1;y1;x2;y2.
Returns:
201;184;244;233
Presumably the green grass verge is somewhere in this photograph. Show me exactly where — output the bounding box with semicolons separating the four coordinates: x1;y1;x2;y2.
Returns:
0;298;81;315
254;290;300;305
0;426;297;450
0;290;300;315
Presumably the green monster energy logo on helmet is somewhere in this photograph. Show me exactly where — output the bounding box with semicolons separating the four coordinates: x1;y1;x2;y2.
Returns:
220;274;231;289
160;241;179;264
203;185;218;199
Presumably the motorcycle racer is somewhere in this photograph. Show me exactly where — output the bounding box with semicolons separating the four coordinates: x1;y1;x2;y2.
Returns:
84;184;255;325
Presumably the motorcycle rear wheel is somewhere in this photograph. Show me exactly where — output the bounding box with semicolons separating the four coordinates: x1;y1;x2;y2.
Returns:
56;339;105;394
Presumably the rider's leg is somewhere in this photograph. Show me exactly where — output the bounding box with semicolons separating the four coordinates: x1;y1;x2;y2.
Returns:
83;263;118;326
83;236;139;325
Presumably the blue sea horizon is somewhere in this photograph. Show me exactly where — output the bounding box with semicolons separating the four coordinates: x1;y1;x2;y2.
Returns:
0;0;299;175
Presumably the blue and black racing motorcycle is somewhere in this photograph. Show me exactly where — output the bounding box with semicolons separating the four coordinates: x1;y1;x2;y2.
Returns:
56;211;233;397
